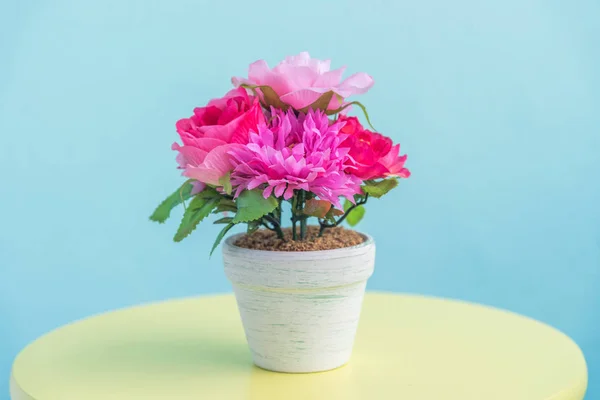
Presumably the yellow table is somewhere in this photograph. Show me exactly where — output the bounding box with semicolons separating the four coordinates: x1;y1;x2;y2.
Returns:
10;293;587;400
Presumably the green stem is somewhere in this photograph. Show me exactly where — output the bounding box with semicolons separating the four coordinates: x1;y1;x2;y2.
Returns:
290;191;308;241
263;215;285;240
318;223;327;237
299;191;307;240
318;194;369;237
277;198;283;225
291;195;298;241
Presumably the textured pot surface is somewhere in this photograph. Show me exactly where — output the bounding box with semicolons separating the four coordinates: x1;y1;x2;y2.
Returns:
223;233;375;373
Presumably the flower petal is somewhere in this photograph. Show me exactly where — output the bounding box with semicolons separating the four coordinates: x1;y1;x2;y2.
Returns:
231;76;252;88
190;181;206;195
229;100;265;144
279;89;323;110
228;108;363;203
353;162;390;180
202;99;264;144
186;137;228;153
183;165;222;185
183;144;244;185
247;60;272;84
282;52;331;74
336;72;375;97
283;184;295;200
274;183;286;198
379;145;410;178
262;186;274;198
274;65;319;92
171;142;208;168
313;67;346;88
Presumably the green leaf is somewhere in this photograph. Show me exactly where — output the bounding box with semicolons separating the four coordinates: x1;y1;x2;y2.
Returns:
298;91;335;113
212;198;237;214
195;187;219;199
324;206;344;223
240;84;336;113
343;199;366;227
259;85;290;110
210;222;236;256
247;220;260;235
173;196;219;242
149;180;194;223
361;178;399;198
218;172;232;195
219;198;236;207
233;190;278;223
303;199;332;218
353;193;366;203
213;205;237;214
214;217;234;224
240;84;289;110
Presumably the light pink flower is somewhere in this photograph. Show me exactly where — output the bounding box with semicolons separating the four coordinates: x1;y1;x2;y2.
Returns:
172;88;265;185
232;52;374;111
229;109;362;208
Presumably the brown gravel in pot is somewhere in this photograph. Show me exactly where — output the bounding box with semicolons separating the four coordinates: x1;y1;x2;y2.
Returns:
233;226;365;251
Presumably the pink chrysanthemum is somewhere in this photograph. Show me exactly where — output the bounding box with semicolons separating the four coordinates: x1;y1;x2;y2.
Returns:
229;109;362;208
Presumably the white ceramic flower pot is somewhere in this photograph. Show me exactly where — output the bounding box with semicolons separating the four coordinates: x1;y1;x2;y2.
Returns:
222;233;375;373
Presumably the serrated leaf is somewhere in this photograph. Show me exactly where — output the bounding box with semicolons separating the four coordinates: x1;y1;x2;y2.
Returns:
195;187;219;199
362;178;399;198
343;199;366;227
212;198;237;214
303;199;332;218
149;180;194;223
298;91;335;113
173;196;219;242
247;220;260;235
214;217;234;224
220;198;236;207
233;190;278;223
210;222;236;256
218;172;232;195
213;204;237;214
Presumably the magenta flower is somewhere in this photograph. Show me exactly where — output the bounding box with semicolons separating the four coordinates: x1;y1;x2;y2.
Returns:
337;115;410;180
229;109;362;208
232;52;374;111
172;88;265;186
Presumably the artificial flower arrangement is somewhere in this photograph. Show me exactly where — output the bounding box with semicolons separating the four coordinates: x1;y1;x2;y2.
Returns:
150;52;410;252
150;52;410;373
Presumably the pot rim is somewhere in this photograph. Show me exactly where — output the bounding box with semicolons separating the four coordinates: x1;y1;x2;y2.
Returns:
223;231;374;258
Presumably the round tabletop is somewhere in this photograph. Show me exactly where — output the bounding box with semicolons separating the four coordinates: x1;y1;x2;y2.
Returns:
10;293;587;400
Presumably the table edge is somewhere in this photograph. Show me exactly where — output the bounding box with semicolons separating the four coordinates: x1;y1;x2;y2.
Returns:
9;291;588;400
10;372;34;400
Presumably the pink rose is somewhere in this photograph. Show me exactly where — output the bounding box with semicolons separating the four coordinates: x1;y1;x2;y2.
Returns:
232;52;374;111
172;88;265;185
338;115;410;180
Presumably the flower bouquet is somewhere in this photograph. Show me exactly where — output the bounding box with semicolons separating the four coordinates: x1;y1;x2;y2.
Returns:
151;52;410;373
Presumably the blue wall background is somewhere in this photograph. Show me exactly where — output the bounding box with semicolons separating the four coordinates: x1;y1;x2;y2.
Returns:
1;0;599;398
